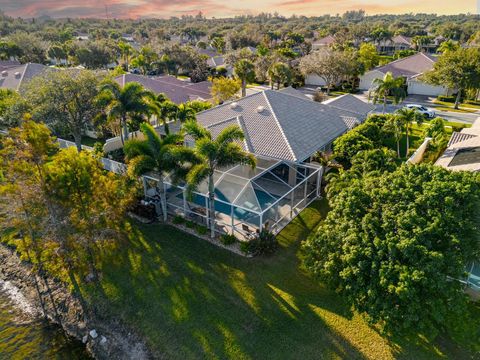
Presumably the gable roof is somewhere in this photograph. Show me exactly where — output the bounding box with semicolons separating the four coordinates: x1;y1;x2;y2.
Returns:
0;60;20;72
114;74;212;104
0;63;52;91
322;94;376;117
313;35;335;46
372;53;437;79
392;35;412;46
196;89;356;162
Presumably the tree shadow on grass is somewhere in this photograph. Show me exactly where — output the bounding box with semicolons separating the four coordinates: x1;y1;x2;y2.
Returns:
84;218;377;359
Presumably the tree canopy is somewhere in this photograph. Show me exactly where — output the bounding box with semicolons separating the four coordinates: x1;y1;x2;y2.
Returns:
303;164;480;336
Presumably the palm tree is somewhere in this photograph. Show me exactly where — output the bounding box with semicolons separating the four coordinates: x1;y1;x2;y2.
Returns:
312;151;343;170
395;107;424;157
437;39;459;54
369;72;406;113
183;121;256;238
124;123;195;222
118;41;134;70
384;115;404;157
268;62;292;90
98;81;151;144
175;104;196;124
234;59;255;97
145;92;170;132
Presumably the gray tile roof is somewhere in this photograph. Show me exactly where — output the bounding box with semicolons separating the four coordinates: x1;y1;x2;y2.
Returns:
0;60;20;72
0;63;52;91
196;89;351;162
323;94;375;118
373;53;437;79
115;74;212;104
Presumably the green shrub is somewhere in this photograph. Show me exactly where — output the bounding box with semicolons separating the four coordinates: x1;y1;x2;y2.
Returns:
172;215;185;225
437;95;459;103
195;225;208;235
240;230;278;256
185;220;195;229
220;233;237;245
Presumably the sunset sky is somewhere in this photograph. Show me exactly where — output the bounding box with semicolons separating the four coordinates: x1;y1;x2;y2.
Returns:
0;0;478;19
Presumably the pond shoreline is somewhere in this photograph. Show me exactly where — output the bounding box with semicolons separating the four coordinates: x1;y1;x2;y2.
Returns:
0;243;152;360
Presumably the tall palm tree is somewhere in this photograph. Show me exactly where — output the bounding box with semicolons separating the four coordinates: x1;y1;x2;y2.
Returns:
98;81;151;144
234;59;255;97
384;114;404;157
437;39;459;54
118;41;134;70
124;123;195;221
183;121;256;238
395;107;424;157
369;72;407;113
175;104;196;124
145;92;170;132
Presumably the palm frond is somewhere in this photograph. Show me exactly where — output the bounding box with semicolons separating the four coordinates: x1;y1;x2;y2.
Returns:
185;163;210;199
127;154;156;177
183;120;211;140
140;123;162;154
215;125;245;146
124;139;153;160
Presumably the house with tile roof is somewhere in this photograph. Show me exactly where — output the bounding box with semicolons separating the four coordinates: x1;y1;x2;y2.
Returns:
0;63;53;91
312;35;336;50
375;35;413;54
114;74;212;104
359;53;448;96
193;88;372;163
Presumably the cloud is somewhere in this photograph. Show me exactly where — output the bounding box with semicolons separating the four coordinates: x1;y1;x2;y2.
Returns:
0;0;475;18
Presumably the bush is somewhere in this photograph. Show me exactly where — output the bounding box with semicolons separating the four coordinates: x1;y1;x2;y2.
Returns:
437;95;456;103
240;230;278;256
220;233;237;245
195;225;208;235
172;215;185;225
465;100;480;106
185;220;195;229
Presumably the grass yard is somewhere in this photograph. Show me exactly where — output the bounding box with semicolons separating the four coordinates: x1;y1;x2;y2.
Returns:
432;100;480;113
81;200;478;359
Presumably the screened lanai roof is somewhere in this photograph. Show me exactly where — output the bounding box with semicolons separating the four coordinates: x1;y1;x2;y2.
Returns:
146;156;320;215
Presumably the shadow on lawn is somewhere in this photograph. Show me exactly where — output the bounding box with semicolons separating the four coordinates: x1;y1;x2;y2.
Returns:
86;210;376;359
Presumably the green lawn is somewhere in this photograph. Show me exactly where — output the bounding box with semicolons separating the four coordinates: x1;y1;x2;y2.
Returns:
79;199;477;359
432;100;480;113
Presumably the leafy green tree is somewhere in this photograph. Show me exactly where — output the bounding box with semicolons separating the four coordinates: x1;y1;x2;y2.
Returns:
268;62;291;90
7;32;48;63
423;48;480;109
234;59;255;97
124;123;195;221
210;37;226;53
303;164;480;336
98;81;151;144
23;70;101;151
358;43;379;70
333;130;374;168
183;121;256;238
395;107;424;157
71;39;117;69
211;77;241;104
131;54;150;75
186;100;212;113
369;72;407;113
0;40;22;60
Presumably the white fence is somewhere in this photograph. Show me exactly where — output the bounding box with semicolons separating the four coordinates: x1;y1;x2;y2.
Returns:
406;137;432;165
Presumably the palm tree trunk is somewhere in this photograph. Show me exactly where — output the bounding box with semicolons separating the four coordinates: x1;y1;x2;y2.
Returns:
157;178;168;222
242;79;246;97
454;89;462;110
396;138;400;158
122;115;129;143
73;131;82;152
208;173;215;239
405;124;410;158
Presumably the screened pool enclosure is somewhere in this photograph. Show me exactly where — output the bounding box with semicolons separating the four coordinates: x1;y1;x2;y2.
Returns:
143;157;323;239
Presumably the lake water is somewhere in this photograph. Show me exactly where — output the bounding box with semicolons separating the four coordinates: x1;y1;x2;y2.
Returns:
0;280;90;359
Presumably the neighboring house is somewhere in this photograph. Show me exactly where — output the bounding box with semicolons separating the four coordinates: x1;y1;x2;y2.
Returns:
74;32;89;41
435;118;480;171
0;63;52;91
0;60;20;72
121;34;135;42
114;74;212;104
194;88;372;163
359;53;448;96
322;94;376;118
311;35;336;50
375;35;413;54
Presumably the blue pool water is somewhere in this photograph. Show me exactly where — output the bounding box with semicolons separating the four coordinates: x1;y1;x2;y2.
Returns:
177;190;278;221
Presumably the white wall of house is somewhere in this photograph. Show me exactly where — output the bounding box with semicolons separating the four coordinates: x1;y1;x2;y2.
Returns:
407;79;447;96
359;70;385;90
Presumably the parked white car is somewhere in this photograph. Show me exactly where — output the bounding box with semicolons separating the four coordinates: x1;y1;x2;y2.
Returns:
404;104;436;118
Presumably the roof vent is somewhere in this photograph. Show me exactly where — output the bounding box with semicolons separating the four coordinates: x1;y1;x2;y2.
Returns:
1;71;7;77
256;106;265;113
230;102;238;109
14;71;21;77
